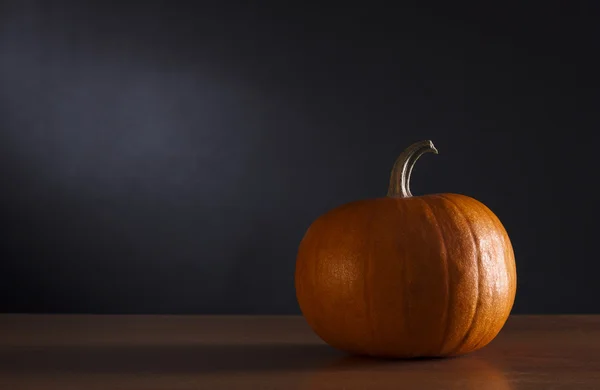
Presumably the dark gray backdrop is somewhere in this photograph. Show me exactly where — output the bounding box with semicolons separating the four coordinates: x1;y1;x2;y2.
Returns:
1;1;598;314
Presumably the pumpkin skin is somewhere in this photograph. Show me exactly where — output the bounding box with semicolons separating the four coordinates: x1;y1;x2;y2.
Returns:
295;142;516;358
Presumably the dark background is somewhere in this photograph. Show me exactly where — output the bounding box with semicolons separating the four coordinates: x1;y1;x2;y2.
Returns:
1;1;598;314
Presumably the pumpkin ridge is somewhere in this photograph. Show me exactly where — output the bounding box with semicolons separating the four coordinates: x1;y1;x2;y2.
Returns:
466;198;501;351
393;198;411;354
439;194;481;355
364;215;374;352
419;196;450;356
469;199;516;351
429;195;456;354
479;205;517;303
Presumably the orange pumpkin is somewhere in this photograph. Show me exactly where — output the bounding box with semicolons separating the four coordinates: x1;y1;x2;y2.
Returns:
295;140;516;358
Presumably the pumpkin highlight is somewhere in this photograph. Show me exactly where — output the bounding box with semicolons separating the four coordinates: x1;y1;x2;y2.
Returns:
295;140;516;358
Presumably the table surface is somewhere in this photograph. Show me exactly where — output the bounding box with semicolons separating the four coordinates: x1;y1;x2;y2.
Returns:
0;315;598;389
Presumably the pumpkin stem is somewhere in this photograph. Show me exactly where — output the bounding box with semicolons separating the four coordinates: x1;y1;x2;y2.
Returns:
387;140;438;198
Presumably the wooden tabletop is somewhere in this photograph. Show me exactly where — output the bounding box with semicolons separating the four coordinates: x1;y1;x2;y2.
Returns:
0;315;598;389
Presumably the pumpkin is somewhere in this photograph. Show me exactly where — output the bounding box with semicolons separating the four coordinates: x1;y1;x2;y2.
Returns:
295;140;516;358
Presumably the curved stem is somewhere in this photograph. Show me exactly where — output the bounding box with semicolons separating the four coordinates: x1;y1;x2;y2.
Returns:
387;140;438;198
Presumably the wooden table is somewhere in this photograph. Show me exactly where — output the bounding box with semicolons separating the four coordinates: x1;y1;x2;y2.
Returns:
0;315;598;389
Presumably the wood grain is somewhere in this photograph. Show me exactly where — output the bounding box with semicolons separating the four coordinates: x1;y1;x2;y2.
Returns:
0;315;598;389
